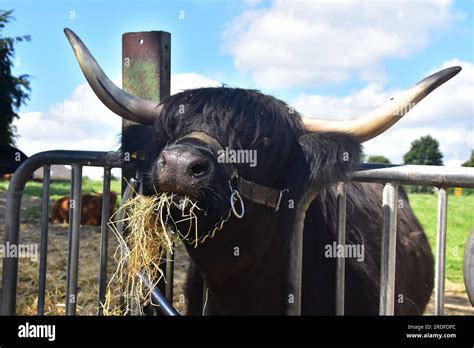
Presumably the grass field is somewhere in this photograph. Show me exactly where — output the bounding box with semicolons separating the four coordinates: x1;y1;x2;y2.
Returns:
408;193;474;283
1;180;472;283
0;179;122;221
0;178;121;202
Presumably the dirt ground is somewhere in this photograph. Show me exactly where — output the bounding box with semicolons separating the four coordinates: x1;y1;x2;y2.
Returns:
0;191;472;315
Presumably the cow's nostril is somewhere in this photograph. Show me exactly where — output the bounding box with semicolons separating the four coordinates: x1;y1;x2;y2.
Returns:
189;161;210;178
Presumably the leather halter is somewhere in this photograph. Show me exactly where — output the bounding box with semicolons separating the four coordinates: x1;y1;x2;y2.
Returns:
180;131;289;212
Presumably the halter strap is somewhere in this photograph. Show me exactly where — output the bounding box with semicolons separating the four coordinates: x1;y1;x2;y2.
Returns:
180;131;289;212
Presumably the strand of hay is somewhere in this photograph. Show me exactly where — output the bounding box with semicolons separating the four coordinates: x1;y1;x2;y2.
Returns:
103;191;202;315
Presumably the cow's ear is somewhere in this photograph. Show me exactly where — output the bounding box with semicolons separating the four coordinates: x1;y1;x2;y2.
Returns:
120;125;155;156
298;132;362;188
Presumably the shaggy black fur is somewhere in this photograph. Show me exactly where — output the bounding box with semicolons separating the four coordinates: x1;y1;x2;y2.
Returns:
122;87;434;315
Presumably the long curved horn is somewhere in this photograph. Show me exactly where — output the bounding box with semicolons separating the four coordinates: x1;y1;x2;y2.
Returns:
64;28;161;125
302;66;462;142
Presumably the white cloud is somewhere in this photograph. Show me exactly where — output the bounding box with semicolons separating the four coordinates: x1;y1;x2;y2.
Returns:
14;73;221;179
171;73;220;95
15;81;123;180
223;0;457;89
293;59;474;165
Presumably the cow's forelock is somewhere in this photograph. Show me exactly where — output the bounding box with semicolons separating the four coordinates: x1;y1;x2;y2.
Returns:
155;87;303;185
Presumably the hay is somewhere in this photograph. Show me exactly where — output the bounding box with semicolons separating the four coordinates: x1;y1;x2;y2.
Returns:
104;192;202;315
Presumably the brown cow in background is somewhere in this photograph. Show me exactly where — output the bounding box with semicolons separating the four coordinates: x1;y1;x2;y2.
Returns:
51;192;117;226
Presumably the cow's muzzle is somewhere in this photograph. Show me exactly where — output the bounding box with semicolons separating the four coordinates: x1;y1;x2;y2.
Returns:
156;144;215;198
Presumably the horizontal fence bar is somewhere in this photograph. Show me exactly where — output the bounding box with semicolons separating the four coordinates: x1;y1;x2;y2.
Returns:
353;164;474;188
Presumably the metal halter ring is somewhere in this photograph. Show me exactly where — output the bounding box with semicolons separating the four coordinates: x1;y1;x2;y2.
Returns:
230;190;245;219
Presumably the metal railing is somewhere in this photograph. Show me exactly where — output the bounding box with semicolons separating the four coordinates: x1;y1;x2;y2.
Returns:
1;152;473;316
0;150;178;316
341;163;474;315
1;151;122;315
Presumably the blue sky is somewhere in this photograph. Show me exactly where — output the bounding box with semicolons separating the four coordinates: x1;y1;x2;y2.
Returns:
4;0;263;111
2;0;473;178
5;0;472;111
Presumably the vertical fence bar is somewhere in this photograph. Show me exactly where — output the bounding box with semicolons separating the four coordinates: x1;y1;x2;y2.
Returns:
1;175;24;314
285;208;306;315
66;165;82;315
434;187;448;315
202;280;208;316
66;167;75;299
98;167;112;315
37;165;51;315
335;182;347;315
117;178;136;315
165;249;174;303
379;183;398;315
163;154;173;301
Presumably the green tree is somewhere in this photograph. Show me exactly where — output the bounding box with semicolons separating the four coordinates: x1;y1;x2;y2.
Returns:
462;150;474;167
0;9;31;146
367;155;391;164
403;135;443;166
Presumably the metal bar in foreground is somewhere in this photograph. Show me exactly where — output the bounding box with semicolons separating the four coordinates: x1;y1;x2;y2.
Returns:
98;167;112;315
37;165;51;315
335;183;347;315
434;187;448;315
379;183;399;315
66;165;83;315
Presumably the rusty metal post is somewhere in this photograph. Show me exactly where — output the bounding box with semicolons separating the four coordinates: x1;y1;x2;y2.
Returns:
122;31;171;191
122;31;171;305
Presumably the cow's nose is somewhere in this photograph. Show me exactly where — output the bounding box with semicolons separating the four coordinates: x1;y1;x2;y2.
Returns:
156;145;213;194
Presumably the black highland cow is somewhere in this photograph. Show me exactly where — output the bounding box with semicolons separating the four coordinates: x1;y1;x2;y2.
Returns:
64;28;461;315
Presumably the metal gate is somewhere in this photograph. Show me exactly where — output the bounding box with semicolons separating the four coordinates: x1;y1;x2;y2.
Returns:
347;164;474;315
1;151;474;315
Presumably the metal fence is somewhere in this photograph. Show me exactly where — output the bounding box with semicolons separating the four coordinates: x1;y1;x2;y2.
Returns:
1;151;122;315
347;164;474;315
1;151;473;316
